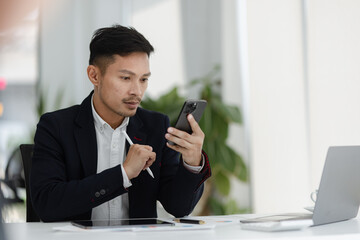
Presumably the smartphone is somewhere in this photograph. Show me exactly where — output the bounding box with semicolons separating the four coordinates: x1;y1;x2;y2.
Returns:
168;100;207;145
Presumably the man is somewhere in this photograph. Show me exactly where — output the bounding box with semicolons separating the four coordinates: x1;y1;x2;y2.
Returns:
30;25;211;222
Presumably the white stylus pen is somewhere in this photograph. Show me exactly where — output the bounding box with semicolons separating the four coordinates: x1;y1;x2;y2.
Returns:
122;130;155;179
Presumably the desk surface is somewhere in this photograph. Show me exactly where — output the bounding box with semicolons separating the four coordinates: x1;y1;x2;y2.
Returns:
3;215;360;240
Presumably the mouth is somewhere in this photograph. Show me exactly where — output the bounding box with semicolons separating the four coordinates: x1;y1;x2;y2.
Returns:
123;100;140;110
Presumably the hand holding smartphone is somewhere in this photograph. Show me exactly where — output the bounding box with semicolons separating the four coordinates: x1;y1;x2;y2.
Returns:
168;100;207;145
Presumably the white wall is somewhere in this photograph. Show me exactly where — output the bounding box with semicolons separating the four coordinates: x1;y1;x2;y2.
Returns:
236;0;360;213
221;0;251;210
307;0;360;188
245;0;310;213
40;0;96;110
131;0;186;97
39;0;185;111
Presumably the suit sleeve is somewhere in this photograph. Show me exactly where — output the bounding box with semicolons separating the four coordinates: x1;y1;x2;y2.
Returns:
30;113;128;222
157;116;211;217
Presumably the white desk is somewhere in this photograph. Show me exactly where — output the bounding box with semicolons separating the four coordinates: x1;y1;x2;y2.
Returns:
4;215;360;240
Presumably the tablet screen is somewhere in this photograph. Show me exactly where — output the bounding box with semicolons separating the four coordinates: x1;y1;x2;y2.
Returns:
71;218;175;229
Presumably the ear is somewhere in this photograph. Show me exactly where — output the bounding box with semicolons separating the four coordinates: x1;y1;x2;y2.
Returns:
87;65;101;87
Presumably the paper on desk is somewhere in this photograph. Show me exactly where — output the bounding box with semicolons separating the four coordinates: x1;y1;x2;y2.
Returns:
52;223;215;232
53;225;130;232
132;223;215;232
183;215;245;226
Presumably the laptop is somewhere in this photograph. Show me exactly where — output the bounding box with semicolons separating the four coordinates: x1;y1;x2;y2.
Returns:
241;145;360;230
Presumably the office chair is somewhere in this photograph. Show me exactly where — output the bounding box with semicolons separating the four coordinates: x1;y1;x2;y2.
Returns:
19;144;40;222
0;194;6;240
0;147;25;204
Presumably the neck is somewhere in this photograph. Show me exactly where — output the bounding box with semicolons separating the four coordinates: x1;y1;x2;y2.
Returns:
92;94;125;129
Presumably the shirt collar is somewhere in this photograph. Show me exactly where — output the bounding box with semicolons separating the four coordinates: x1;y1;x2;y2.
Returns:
91;94;129;131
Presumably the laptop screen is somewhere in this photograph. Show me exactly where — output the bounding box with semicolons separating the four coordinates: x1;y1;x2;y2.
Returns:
312;145;360;225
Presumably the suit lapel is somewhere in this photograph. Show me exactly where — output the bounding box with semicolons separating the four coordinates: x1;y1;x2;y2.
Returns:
126;112;147;150
74;92;98;177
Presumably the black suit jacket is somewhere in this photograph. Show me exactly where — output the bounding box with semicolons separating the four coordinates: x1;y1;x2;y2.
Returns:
30;92;211;222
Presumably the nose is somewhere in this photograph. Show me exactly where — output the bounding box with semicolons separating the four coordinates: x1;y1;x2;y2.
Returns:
129;80;142;96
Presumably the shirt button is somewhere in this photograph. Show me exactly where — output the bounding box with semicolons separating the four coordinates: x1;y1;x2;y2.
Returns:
100;189;106;195
95;192;100;197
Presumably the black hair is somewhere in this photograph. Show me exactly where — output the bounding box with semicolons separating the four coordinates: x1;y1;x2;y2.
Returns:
89;24;154;73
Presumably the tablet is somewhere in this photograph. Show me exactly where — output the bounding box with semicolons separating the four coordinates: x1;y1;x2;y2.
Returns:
71;218;175;229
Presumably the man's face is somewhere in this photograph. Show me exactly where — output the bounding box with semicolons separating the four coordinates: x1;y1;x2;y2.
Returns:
91;52;150;127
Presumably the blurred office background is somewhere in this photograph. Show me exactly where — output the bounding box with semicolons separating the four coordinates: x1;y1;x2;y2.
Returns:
1;0;360;222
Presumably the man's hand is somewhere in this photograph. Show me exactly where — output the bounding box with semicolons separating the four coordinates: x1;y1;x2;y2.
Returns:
123;144;156;179
165;114;204;166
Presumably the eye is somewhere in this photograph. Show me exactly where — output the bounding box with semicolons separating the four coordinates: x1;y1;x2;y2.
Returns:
141;78;149;82
120;76;131;80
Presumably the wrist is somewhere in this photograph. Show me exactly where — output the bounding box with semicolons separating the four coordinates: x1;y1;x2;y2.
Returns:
123;164;135;180
120;165;132;188
182;154;205;174
187;154;202;166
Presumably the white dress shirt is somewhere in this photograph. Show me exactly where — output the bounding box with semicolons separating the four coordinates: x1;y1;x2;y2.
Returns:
91;98;132;220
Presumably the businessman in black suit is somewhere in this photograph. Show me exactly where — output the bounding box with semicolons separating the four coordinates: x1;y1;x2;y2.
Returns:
30;25;211;222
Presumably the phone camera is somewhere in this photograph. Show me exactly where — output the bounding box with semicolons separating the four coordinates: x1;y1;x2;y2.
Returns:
185;102;197;114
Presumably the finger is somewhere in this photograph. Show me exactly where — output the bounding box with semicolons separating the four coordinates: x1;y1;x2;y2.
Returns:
187;114;202;135
144;151;156;163
141;145;153;152
167;127;191;142
166;141;184;153
165;132;192;149
143;153;156;169
132;144;154;155
143;158;155;169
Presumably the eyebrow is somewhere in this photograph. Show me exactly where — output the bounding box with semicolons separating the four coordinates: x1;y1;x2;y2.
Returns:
119;69;151;77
